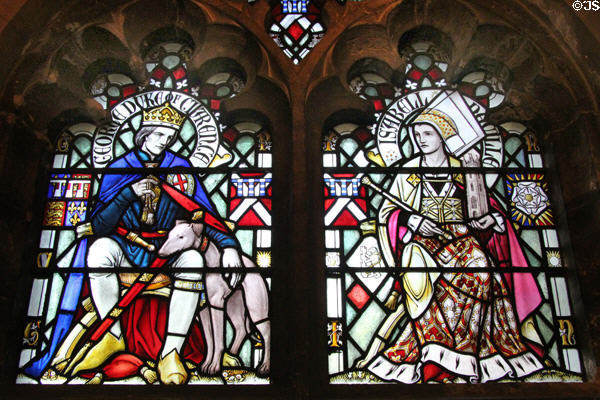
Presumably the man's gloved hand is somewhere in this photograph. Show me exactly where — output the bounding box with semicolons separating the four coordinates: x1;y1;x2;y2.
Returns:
131;177;160;199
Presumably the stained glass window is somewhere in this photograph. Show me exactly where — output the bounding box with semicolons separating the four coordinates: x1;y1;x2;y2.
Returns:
268;0;326;64
348;59;397;114
17;29;271;385
324;35;584;384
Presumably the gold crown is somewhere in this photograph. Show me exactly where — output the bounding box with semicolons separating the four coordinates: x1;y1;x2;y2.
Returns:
142;102;184;128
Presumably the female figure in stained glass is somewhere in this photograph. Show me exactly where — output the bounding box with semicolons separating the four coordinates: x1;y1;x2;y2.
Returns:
368;109;544;383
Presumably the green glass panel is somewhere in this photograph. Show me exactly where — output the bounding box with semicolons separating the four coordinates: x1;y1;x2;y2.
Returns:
399;126;410;144
57;230;75;258
371;174;386;184
540;302;553;322
114;141;126;159
548;342;560;366
536;314;553;343
339;153;348;167
505;137;522;155
69;151;81;167
45;274;64;325
348;301;386;351
163;55;180;70
494;179;506;197
345;273;354;289
239;338;252;367
56;245;76;268
340;138;359;155
299;34;309;47
370;194;383;212
170;140;183;153
475;84;490;97
216;86;231;98
343;230;360;255
235;230;254;255
537;273;549;299
515;149;526;166
93;179;100;197
130;114;142;130
364;86;378;97
346;303;357;325
203;173;226;192
246;150;256;167
525;248;541;267
179;120;195;143
211;195;227;219
44;326;53;342
347;341;360;370
120;130;134;150
226;321;234;346
219;178;229;197
414;54;432;70
376;275;394;303
402;138;413;158
521;230;542;256
237;136;254;154
74;137;91;154
107;86;120;97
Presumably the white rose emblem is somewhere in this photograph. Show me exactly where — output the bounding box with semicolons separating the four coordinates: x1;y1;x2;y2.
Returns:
511;181;548;216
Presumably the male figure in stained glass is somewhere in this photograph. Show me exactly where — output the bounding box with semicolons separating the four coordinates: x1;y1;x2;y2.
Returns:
70;102;241;384
368;109;545;383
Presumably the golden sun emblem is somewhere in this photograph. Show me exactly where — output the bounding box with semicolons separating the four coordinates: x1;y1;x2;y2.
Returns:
256;251;272;268
547;250;562;267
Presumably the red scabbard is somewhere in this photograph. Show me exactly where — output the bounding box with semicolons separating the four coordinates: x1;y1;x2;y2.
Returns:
89;257;167;342
160;182;229;232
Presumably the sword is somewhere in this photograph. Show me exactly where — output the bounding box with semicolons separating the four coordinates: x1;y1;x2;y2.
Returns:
64;257;168;375
360;176;453;241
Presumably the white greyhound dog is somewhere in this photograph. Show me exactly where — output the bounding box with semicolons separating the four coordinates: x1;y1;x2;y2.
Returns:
158;221;270;376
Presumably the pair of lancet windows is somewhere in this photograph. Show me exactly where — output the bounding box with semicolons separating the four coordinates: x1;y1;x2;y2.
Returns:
16;22;584;388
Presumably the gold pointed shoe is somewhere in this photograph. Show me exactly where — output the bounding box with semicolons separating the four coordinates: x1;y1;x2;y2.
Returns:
158;350;188;384
69;333;125;376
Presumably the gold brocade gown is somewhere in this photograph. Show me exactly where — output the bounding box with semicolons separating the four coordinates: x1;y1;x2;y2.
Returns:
369;169;544;383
